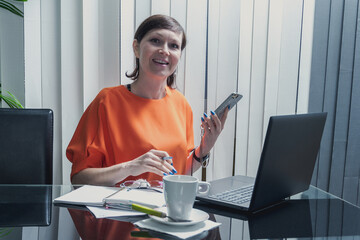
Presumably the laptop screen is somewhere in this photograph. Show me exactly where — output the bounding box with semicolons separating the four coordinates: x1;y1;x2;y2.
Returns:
249;112;327;211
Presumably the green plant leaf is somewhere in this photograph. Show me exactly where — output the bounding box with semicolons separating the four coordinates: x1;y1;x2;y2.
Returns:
0;95;18;108
7;91;24;108
0;91;24;108
0;0;24;17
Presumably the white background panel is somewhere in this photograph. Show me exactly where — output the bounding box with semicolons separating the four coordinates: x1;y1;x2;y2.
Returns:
276;0;303;115
170;0;187;94
184;0;207;178
206;0;220;180
247;0;269;177
152;0;170;15
211;0;241;180
83;0;100;108
263;0;283;135
120;0;135;85
235;0;254;176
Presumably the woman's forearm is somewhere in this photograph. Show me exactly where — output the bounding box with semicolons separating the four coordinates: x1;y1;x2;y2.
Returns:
71;162;130;186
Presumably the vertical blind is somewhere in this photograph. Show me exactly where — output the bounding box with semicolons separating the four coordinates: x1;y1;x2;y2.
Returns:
309;0;360;206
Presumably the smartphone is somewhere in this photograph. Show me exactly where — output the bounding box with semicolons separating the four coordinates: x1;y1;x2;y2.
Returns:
214;93;243;119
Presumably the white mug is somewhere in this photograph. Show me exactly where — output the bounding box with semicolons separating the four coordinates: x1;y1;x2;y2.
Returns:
163;175;210;220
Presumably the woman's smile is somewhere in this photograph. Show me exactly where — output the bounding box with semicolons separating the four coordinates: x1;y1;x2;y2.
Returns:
152;58;169;65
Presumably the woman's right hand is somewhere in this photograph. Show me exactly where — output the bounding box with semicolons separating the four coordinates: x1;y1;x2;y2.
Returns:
71;149;177;186
125;149;177;177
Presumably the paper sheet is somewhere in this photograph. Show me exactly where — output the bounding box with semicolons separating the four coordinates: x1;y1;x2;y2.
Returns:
135;219;221;239
104;188;165;209
87;206;146;218
53;185;119;206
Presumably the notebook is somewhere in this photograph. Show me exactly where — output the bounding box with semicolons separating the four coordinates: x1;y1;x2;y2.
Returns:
53;185;165;209
196;112;327;213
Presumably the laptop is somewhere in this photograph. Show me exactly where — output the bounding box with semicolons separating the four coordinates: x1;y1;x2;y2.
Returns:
196;112;327;213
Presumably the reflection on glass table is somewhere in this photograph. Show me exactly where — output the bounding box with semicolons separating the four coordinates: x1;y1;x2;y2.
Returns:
0;185;52;227
195;186;360;239
1;185;360;240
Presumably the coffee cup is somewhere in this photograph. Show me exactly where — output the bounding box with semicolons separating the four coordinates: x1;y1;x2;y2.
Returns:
163;175;210;220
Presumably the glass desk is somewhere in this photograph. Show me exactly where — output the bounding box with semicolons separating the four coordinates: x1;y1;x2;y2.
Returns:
0;184;360;240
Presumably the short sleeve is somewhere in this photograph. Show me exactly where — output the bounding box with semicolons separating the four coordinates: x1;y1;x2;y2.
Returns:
66;90;109;179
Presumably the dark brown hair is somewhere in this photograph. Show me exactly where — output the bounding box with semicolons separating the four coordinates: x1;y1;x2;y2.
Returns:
125;14;187;87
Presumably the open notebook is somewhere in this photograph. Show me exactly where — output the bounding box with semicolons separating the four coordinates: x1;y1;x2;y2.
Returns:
53;185;165;209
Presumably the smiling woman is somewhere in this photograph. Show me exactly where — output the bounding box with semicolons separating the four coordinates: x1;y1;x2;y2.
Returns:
64;14;230;240
66;14;226;188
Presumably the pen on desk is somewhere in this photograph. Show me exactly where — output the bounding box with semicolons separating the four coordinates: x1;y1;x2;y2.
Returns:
132;204;191;222
105;203;166;217
106;203;191;222
131;203;166;218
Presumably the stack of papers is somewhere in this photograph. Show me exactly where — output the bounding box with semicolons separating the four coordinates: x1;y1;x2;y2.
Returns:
53;185;165;218
135;219;221;239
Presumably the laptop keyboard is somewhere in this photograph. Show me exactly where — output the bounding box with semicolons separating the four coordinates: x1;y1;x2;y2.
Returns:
208;185;254;205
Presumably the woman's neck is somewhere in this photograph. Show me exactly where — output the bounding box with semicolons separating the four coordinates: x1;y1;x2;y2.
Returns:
130;78;167;99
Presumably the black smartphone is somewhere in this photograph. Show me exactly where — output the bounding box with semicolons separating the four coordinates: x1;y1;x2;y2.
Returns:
214;93;243;119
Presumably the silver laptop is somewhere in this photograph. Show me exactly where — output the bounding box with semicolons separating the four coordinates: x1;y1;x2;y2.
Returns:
196;112;327;213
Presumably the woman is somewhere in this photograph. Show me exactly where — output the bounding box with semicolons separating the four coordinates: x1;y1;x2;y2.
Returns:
66;14;228;186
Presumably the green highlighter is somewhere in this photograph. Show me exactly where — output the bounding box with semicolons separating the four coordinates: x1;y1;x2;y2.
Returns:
131;203;166;218
131;203;191;222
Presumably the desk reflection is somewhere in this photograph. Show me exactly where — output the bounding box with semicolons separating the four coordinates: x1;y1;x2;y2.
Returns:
247;199;313;239
0;185;52;227
195;196;360;239
249;198;360;238
1;185;360;240
68;208;220;240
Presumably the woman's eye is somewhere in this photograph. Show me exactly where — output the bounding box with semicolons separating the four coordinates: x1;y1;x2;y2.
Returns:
150;38;160;44
171;43;180;49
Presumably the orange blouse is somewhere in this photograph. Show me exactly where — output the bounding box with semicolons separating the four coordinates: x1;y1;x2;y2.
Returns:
66;85;195;183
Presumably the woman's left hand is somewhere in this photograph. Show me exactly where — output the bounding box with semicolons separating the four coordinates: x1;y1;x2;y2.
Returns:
199;108;229;155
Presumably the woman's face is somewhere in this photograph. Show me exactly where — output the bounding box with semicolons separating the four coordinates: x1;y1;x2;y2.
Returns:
133;28;183;81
